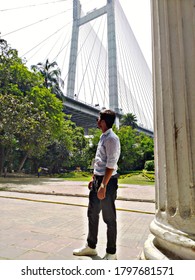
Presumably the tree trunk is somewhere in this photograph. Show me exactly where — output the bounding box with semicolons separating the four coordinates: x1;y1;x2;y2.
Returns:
0;145;5;176
18;152;28;172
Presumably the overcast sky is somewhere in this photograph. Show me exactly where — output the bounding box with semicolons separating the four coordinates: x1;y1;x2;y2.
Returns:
120;0;152;70
0;0;152;70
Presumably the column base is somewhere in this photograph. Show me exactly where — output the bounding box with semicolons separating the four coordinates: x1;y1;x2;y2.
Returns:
141;234;169;260
141;220;195;260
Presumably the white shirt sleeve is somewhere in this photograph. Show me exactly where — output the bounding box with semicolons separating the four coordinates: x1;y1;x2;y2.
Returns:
105;137;120;169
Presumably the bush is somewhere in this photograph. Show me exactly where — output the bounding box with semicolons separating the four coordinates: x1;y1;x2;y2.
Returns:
58;171;91;179
144;160;154;171
119;171;142;179
142;170;155;181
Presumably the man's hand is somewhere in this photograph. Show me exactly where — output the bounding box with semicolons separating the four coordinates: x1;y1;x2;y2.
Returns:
97;184;106;200
88;180;93;190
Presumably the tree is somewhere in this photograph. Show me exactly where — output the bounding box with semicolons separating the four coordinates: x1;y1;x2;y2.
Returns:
0;87;66;173
84;128;102;170
120;113;138;129
0;39;40;96
16;86;66;171
70;125;88;169
0;39;67;173
38;118;83;173
137;132;154;162
0;39;28;173
31;59;64;99
116;126;140;172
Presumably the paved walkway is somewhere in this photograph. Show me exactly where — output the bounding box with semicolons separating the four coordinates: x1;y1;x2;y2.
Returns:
0;177;155;260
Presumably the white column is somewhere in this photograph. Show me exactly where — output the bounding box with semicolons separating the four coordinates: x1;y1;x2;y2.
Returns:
142;0;195;259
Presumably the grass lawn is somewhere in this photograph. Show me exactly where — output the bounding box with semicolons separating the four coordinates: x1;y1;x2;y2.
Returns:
60;172;155;186
119;174;154;185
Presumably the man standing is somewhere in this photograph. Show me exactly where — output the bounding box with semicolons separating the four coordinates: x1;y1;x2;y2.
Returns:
73;109;121;260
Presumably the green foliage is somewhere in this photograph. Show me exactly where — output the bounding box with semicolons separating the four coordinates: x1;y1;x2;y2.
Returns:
116;126;140;172
31;59;64;99
120;113;138;128
83;128;102;169
39;122;88;174
142;169;155;181
118;171;155;185
115;126;153;172
58;171;92;181
0;39;74;174
144;160;155;171
0;41;41;96
119;171;141;179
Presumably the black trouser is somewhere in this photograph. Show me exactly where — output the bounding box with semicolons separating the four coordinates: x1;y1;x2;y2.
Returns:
87;176;118;254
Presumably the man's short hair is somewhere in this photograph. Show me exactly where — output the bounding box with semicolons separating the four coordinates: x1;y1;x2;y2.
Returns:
99;109;116;129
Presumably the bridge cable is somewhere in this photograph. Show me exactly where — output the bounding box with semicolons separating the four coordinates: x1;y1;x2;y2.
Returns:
42;23;71;63
0;0;67;12
22;23;69;58
53;23;72;62
91;16;106;105
63;17;97;85
77;16;105;102
116;0;148;125
80;43;87;101
116;4;131;113
79;17;106;105
116;3;136;114
2;10;67;38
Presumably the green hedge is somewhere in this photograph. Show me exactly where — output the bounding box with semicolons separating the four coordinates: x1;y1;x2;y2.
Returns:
142;169;155;181
144;160;154;171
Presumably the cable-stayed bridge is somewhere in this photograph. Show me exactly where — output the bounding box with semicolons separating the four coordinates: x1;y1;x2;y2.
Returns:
0;0;153;135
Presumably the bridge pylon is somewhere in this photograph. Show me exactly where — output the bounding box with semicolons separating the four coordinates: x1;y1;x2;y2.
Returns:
67;0;120;113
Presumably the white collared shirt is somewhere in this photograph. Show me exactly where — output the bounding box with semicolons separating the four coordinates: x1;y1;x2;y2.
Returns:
93;128;121;176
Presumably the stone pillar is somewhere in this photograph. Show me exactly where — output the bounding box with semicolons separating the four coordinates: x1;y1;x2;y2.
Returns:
142;0;195;259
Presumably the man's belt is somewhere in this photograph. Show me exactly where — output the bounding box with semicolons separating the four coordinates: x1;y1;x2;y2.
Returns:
94;174;119;180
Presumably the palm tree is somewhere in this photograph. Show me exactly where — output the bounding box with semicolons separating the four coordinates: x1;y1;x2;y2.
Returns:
120;113;138;129
31;59;64;99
